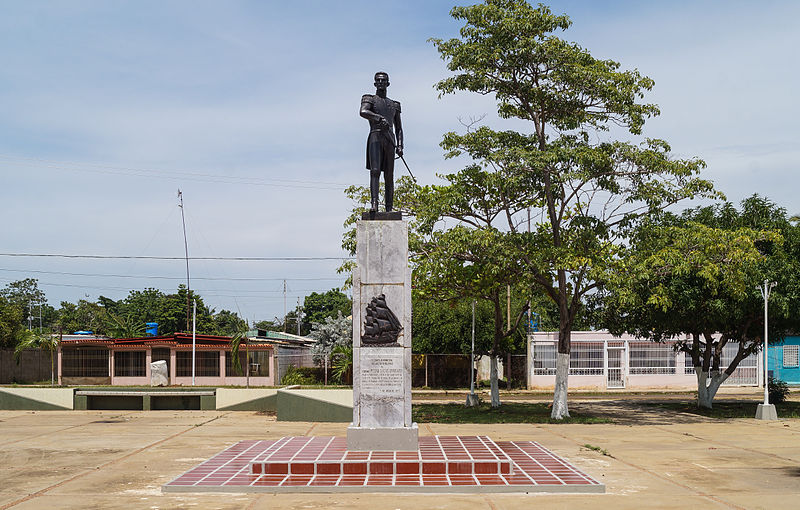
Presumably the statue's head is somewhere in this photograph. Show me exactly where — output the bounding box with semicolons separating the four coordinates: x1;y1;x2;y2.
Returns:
374;72;390;90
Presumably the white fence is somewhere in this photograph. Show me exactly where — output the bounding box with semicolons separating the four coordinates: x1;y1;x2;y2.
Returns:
529;332;759;389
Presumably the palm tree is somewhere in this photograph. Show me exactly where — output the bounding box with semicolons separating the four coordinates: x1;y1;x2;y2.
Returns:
229;331;250;388
15;331;59;386
104;312;145;338
330;344;353;385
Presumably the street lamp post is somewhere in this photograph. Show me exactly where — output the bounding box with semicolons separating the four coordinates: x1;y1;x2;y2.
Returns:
466;300;479;407
756;280;778;420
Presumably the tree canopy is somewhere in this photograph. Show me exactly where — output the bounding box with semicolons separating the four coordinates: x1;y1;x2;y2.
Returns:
594;195;800;407
424;0;717;418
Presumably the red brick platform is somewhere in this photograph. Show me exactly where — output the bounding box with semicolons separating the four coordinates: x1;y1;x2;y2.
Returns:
163;436;604;493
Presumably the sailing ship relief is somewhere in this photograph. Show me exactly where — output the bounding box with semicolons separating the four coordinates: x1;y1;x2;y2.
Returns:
362;294;403;345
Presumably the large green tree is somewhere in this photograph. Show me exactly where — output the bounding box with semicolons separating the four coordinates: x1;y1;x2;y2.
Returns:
428;0;716;418
303;289;352;333
595;196;800;408
0;296;26;348
0;279;57;332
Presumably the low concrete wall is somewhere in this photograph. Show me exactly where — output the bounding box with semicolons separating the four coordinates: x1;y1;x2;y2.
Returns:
0;387;74;410
216;388;278;411
276;388;353;422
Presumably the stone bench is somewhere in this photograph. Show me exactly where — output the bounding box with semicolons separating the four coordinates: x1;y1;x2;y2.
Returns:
74;389;216;410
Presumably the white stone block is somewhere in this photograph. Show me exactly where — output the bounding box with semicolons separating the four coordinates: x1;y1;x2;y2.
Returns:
150;360;168;387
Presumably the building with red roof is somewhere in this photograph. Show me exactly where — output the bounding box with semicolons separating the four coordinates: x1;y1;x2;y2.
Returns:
58;332;274;386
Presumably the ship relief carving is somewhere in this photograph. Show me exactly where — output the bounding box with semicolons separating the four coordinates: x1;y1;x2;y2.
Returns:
362;294;402;346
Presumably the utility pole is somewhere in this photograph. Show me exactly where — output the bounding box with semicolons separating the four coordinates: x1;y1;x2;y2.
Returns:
297;297;301;336
507;285;511;330
283;280;287;333
178;190;191;331
466;300;479;406
28;301;32;331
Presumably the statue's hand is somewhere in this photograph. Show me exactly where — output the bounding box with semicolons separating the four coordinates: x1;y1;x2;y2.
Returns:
396;146;403;157
378;118;391;129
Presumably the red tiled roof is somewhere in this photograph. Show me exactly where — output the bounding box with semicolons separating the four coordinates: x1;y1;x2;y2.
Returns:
59;332;272;351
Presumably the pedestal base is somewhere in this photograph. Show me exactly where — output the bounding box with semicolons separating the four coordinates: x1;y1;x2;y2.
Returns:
755;403;778;420
347;423;418;451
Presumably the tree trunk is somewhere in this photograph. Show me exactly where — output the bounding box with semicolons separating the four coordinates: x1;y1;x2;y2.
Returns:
50;349;54;387
696;368;730;409
551;353;570;419
489;354;500;408
551;317;571;419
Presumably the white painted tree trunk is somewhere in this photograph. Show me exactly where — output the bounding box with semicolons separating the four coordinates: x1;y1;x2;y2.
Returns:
490;355;501;408
695;368;729;409
551;353;570;419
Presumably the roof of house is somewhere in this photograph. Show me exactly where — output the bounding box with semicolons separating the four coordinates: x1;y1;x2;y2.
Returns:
59;332;273;350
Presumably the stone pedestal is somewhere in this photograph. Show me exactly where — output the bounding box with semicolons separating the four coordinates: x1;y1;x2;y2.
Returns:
347;219;417;451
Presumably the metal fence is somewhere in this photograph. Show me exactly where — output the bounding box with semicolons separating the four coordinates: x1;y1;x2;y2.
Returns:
410;354;528;389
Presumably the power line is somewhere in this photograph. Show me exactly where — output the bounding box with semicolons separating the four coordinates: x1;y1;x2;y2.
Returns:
0;253;352;261
0;268;343;282
0;154;350;190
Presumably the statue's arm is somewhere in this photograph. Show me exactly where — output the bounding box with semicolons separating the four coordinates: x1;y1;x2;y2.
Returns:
394;105;403;156
359;95;385;124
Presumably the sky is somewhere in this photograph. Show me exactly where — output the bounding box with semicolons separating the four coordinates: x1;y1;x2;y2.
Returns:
1;0;798;326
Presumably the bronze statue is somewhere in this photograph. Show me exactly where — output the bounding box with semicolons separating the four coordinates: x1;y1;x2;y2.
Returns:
360;72;403;213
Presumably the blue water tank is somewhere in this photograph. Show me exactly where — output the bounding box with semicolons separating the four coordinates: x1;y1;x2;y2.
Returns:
146;322;158;336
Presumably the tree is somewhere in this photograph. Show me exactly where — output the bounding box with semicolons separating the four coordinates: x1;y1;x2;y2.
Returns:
428;0;716;418
57;300;107;335
0;296;26;348
309;312;352;367
595;196;799;408
212;309;247;337
0;279;56;332
412;224;530;407
229;330;250;388
303;289;352;333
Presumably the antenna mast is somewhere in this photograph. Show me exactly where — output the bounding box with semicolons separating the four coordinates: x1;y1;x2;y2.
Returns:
178;190;191;331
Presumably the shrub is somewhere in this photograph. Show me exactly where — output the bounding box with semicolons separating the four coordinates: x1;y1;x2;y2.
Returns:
281;365;317;385
769;377;790;404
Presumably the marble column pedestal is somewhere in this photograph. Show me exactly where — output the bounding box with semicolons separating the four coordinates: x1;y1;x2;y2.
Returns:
347;219;418;451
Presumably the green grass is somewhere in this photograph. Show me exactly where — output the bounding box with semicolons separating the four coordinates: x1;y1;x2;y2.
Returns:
412;402;612;424
643;400;800;419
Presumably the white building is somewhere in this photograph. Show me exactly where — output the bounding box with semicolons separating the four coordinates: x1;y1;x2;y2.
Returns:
527;331;760;390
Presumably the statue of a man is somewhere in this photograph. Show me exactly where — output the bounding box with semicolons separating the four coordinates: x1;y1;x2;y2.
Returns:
360;71;403;213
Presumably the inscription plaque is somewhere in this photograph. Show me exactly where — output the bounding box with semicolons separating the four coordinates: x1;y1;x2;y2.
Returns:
360;351;403;398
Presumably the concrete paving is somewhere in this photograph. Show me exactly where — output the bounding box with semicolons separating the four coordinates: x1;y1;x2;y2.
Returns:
0;403;798;509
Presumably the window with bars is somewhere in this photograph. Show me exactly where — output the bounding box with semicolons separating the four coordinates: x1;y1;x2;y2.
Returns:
249;351;270;377
531;343;556;375
784;345;799;368
531;342;604;375
629;342;676;374
569;342;604;375
176;351;220;377
225;351;270;377
62;348;109;377
114;351;146;377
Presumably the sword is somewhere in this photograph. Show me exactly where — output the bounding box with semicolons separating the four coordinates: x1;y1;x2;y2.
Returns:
378;127;417;182
396;153;416;182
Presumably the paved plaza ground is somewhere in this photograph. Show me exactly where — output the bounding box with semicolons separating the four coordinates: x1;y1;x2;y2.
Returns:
1;392;798;509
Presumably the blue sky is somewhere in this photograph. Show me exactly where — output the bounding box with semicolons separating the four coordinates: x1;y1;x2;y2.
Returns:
1;1;798;325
